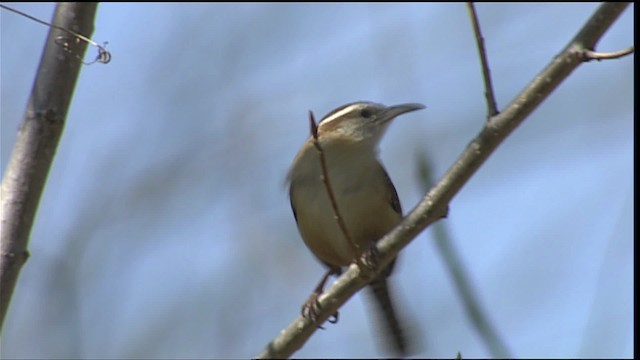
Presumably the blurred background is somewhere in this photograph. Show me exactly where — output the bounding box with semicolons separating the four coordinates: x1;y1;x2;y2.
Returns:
0;3;633;358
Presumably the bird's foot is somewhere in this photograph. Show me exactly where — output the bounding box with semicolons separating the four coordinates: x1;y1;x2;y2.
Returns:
357;240;381;280
301;292;339;328
301;267;341;327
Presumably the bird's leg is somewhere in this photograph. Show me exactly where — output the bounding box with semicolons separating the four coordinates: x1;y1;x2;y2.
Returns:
358;238;381;280
301;267;341;326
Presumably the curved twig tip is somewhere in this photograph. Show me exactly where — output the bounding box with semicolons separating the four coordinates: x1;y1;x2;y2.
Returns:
0;4;112;65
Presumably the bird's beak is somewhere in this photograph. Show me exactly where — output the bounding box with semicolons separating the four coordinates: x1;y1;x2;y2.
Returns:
378;103;426;124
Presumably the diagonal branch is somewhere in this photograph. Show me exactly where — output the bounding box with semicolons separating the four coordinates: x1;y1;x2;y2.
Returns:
256;3;631;358
417;154;510;358
0;3;98;331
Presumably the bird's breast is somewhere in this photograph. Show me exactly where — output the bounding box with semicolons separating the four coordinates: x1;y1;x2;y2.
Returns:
290;153;401;267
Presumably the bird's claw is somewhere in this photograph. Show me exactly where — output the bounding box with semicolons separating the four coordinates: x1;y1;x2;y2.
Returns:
301;292;339;328
358;240;381;279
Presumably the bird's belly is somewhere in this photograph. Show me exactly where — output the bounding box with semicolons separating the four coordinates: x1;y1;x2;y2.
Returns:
295;182;400;267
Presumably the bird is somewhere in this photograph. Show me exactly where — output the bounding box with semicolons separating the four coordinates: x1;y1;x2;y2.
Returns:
287;101;425;356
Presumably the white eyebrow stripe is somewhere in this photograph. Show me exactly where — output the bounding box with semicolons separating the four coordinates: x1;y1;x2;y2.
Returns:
320;104;362;124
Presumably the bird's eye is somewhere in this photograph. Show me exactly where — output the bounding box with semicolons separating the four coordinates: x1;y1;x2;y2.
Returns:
360;108;373;118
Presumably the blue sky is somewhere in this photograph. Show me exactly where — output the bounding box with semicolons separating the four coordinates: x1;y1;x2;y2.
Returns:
0;3;633;358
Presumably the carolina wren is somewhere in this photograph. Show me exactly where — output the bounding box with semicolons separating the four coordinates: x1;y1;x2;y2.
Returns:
287;101;425;356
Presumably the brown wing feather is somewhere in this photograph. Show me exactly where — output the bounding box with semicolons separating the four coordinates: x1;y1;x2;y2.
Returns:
378;162;402;216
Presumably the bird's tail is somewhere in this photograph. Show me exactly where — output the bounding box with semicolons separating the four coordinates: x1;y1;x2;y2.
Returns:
366;276;411;357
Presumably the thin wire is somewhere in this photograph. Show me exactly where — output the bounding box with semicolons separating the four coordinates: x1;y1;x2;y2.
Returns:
0;4;111;64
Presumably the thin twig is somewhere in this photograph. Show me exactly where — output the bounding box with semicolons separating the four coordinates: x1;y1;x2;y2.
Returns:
581;46;635;61
0;4;111;64
256;3;630;358
308;112;364;269
466;2;499;118
417;153;511;358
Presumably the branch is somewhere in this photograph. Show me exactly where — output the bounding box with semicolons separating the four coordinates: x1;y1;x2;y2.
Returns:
417;153;510;358
581;46;635;61
0;3;98;331
308;112;364;267
256;3;630;358
466;2;499;118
